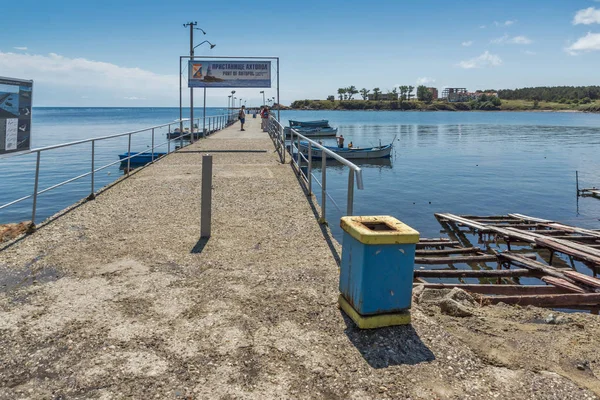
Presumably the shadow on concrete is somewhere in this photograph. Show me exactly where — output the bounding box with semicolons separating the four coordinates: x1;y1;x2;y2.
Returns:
191;238;210;254
340;310;435;368
178;150;268;153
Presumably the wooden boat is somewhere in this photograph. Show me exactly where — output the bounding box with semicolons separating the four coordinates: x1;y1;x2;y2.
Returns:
289;120;329;128
284;126;338;137
298;141;393;159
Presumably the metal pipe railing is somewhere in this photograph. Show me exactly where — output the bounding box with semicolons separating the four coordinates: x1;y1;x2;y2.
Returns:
0;111;237;225
267;116;363;221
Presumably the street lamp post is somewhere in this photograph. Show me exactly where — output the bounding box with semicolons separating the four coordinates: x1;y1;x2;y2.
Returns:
184;21;215;141
231;90;236;121
260;90;265;107
192;40;216;138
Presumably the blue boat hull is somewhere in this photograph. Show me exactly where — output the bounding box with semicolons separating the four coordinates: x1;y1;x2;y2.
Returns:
119;152;167;167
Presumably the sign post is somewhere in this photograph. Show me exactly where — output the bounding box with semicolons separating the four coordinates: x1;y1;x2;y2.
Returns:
0;77;33;156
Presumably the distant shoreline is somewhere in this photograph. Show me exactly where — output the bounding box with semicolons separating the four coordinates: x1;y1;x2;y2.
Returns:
290;99;600;113
289;108;595;114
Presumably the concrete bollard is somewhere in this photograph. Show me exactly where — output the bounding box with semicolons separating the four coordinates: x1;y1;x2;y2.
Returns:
201;155;212;238
338;216;420;329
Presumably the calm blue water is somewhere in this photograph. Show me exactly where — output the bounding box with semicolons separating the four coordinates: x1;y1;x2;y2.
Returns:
280;110;600;241
2;108;600;243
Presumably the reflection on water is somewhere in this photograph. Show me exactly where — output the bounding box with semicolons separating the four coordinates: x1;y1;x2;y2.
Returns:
281;110;600;243
316;157;392;169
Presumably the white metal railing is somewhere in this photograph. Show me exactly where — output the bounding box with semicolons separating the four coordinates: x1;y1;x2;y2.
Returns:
267;116;364;221
0;111;237;226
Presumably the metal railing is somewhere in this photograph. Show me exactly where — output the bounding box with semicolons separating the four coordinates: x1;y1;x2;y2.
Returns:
267;116;364;221
0;111;237;226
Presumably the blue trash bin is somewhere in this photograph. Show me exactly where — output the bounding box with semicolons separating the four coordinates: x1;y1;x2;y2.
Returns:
339;216;419;329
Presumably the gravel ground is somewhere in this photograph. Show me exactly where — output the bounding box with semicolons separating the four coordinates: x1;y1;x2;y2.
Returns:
0;117;599;399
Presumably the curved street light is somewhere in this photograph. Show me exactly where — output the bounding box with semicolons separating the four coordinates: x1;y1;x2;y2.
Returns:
193;40;216;51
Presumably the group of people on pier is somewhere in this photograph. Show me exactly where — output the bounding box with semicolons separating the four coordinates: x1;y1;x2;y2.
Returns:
238;105;269;131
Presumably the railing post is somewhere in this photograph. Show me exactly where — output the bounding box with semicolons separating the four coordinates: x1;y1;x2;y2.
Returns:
297;134;301;173
289;130;294;166
180;125;184;149
167;125;171;154
127;133;132;176
281;124;285;164
151;128;155;163
307;142;312;195
31;151;41;225
91;140;95;198
347;169;355;216
321;154;326;222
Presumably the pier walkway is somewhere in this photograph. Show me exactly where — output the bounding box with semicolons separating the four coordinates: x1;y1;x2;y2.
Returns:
1;117;597;399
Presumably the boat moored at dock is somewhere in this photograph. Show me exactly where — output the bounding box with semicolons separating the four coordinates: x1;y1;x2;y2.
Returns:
119;151;167;168
285;119;338;137
298;141;392;159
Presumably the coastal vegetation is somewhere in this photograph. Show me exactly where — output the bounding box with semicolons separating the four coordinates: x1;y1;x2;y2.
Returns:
498;86;600;103
292;86;600;112
290;98;600;112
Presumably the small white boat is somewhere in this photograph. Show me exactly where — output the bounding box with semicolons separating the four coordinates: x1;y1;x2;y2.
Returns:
298;141;393;159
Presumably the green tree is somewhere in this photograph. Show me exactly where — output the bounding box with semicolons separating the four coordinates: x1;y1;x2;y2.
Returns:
407;86;415;101
391;87;398;100
360;88;370;100
372;88;381;100
399;85;408;101
337;88;346;101
327;95;335;101
416;85;433;102
346;85;358;100
416;85;427;101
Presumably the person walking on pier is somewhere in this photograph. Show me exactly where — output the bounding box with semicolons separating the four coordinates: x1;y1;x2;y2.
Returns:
239;106;246;131
260;107;269;132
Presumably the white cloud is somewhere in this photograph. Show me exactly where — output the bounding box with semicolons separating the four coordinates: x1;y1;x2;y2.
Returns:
491;34;532;45
462;41;473;47
123;96;146;100
523;50;536;55
573;7;600;25
416;77;436;85
511;35;533;44
13;46;28;51
491;34;509;44
479;25;486;29
566;32;600;54
0;51;176;99
494;20;516;27
458;51;503;69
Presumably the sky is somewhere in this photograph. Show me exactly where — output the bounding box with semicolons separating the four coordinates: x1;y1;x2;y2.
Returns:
1;0;600;107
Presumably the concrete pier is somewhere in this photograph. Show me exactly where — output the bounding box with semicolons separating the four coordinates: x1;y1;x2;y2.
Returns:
1;117;598;399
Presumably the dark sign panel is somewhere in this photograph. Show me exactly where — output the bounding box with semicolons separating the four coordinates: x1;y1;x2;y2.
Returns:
188;60;271;88
0;77;33;155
